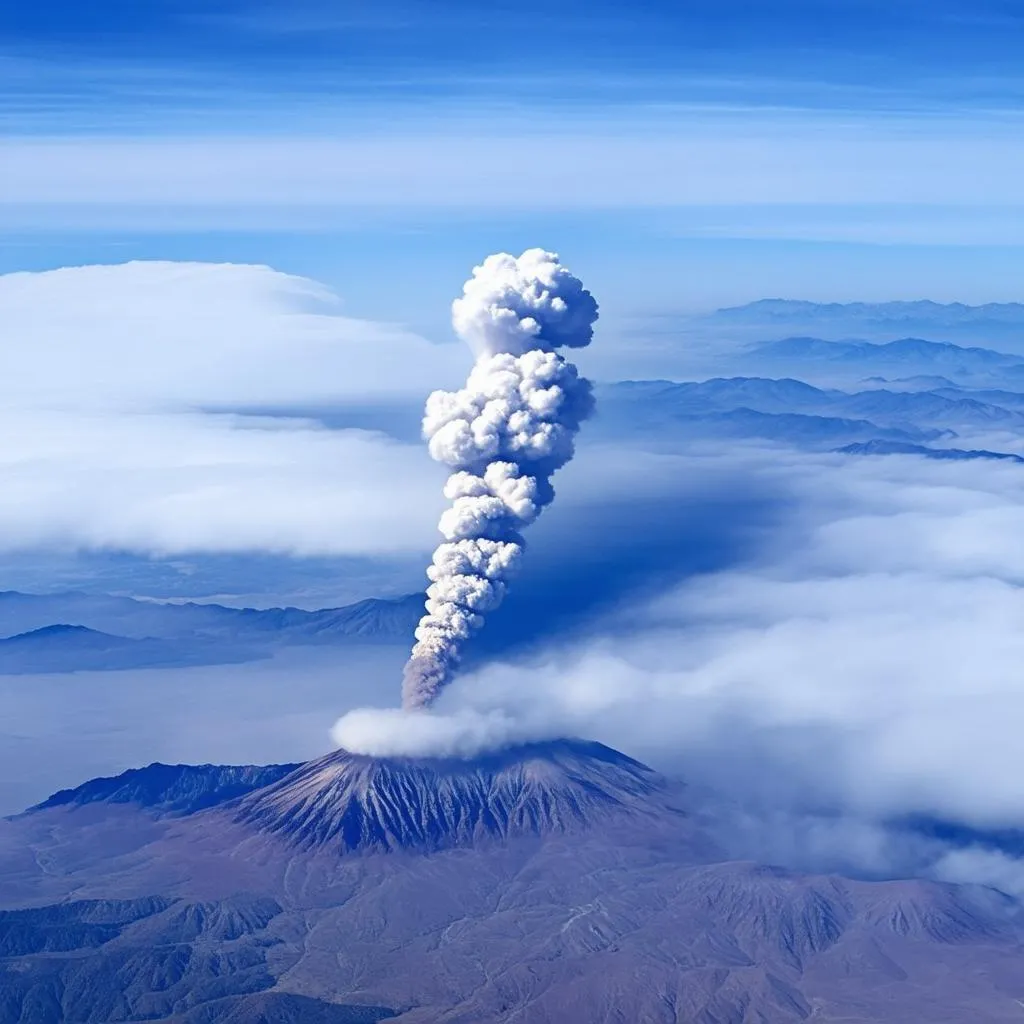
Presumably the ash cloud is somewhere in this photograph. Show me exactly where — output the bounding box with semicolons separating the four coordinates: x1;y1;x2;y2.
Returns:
402;249;598;709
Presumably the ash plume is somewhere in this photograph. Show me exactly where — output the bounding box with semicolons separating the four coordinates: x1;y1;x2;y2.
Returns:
402;249;599;709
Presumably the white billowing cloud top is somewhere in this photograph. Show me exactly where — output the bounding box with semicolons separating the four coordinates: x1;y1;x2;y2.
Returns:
451;248;598;357
0;261;467;556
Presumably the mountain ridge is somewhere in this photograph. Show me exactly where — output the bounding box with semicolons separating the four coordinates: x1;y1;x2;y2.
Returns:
29;762;301;818
720;299;1024;323
749;335;1024;366
0;591;423;642
0;591;424;672
0;623;256;674
602;375;1024;432
836;439;1024;463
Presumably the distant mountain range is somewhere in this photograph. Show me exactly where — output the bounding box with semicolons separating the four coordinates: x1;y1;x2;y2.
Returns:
723;299;1024;326
0;592;423;673
704;300;1024;348
596;381;947;448
744;336;1024;385
0;591;423;642
4;745;1024;1023
753;334;1022;366
0;624;250;674
597;374;1024;447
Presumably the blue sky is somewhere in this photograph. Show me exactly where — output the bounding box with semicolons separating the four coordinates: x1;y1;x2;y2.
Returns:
3;0;1024;321
7;0;1024;106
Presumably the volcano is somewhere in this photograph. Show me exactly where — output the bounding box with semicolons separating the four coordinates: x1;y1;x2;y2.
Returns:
231;739;671;853
3;741;1024;1023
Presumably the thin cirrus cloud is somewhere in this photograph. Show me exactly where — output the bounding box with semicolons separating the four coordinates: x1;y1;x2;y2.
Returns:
0;260;464;557
3;115;1024;228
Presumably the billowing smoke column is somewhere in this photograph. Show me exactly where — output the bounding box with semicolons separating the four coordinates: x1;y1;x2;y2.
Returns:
402;249;599;709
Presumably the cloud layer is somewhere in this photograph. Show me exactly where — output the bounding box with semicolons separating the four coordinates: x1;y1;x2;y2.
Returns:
0;260;466;408
0;261;464;556
414;445;1024;881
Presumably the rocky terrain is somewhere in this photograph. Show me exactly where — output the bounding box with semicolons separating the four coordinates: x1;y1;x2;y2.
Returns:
2;742;1024;1022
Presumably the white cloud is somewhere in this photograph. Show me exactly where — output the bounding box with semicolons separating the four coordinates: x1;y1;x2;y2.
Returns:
0;260;467;407
0;409;441;555
934;848;1024;898
330;706;555;759
0;261;465;556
